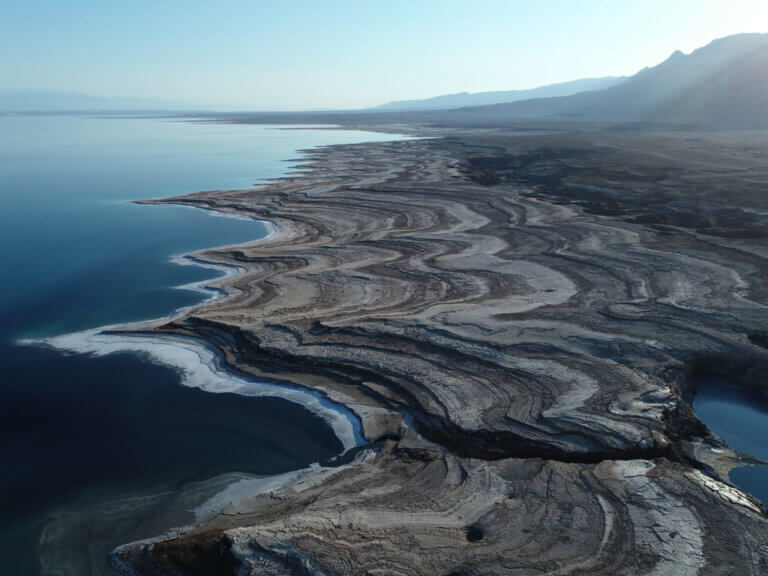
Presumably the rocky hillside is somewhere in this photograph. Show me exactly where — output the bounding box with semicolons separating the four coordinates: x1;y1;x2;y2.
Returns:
437;33;768;128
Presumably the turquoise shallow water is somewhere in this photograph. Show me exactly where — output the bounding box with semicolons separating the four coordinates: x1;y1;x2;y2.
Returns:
0;115;405;574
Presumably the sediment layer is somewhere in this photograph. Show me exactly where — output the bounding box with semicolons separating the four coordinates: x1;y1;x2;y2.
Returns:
116;127;768;574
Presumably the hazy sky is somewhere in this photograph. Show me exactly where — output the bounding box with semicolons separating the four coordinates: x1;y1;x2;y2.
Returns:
2;0;767;110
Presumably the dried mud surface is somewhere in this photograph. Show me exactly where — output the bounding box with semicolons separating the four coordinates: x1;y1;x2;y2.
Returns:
116;127;768;575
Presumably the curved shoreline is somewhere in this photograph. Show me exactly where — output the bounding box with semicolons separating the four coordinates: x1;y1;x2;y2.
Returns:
107;128;768;575
17;171;371;573
4;120;420;576
20;206;364;452
30;329;363;451
17;123;768;574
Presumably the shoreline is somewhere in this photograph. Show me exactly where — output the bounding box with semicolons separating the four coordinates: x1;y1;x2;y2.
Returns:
29;329;364;452
21;156;366;454
20;197;367;449
16;143;375;572
107;126;768;575
19;199;367;571
1;117;421;576
107;466;328;576
16;120;768;574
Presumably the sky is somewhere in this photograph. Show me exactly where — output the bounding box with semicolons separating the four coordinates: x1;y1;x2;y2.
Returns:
1;0;767;110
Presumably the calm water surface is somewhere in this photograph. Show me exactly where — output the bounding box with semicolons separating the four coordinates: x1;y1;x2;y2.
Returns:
693;379;768;510
0;115;405;574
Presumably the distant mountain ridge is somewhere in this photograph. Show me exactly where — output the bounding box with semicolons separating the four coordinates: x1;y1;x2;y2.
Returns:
10;32;766;128
433;33;768;128
0;89;192;112
374;76;625;111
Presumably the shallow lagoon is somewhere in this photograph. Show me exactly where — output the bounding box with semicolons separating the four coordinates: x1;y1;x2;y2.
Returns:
693;379;768;510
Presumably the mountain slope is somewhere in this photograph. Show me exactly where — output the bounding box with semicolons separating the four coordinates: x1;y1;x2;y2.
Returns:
437;33;768;128
374;76;625;111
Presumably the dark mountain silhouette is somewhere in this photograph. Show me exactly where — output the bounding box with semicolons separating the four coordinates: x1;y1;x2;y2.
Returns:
374;76;625;111
434;33;768;128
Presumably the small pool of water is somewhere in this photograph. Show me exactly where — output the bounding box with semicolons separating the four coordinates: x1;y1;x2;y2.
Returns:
692;378;768;509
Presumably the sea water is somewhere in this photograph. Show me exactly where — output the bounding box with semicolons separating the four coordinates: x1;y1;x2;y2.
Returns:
693;378;768;510
0;114;405;574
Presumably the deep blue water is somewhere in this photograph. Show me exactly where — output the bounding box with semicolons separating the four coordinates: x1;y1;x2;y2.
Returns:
693;379;768;510
0;115;403;574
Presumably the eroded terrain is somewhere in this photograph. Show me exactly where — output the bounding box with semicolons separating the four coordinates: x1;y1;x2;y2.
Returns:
116;127;768;575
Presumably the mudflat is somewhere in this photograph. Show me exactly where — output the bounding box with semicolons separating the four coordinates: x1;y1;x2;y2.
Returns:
115;125;768;575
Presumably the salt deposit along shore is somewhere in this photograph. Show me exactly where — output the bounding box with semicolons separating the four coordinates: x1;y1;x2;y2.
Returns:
19;199;369;574
64;125;768;574
32;329;363;452
25;204;364;450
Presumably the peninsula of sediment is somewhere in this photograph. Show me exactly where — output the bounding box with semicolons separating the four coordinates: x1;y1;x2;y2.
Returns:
109;121;768;575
